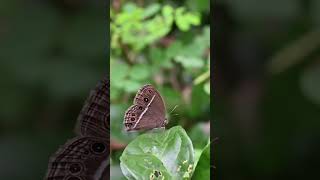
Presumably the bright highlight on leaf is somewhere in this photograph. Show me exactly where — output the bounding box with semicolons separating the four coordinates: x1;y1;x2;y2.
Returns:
120;126;195;179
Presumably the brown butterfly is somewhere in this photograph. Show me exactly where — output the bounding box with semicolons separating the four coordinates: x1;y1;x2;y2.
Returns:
124;84;168;131
44;78;110;180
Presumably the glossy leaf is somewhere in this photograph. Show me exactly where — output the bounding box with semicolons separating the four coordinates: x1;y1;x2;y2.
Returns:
120;126;195;179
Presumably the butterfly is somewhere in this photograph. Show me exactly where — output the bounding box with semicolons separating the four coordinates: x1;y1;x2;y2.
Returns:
124;84;168;131
44;78;110;180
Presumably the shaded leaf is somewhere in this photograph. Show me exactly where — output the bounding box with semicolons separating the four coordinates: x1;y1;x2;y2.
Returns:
300;63;320;105
192;141;210;179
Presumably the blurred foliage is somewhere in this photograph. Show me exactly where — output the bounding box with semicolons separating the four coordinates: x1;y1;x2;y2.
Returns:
0;1;107;180
214;0;320;179
110;0;210;179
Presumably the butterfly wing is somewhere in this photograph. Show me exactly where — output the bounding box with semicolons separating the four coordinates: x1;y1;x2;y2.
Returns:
75;78;110;138
45;136;109;180
124;85;167;131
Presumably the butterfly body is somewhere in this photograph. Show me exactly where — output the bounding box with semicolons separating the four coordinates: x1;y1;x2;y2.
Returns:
124;84;167;131
45;78;110;180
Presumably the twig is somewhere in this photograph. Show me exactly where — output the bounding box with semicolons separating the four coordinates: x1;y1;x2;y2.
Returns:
110;138;127;151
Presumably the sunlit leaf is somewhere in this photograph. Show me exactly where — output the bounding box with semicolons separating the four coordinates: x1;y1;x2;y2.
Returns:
120;126;195;179
175;56;204;68
143;3;161;18
175;7;201;31
194;71;210;85
204;81;210;95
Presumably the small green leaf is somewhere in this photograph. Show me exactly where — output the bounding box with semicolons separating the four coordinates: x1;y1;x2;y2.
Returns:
194;71;210;85
204;82;210;95
175;7;201;31
192;141;210;179
162;5;174;21
175;56;204;68
143;3;161;19
120;126;195;179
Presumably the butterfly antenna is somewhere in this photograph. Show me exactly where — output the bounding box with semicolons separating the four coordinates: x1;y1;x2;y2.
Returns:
169;105;179;114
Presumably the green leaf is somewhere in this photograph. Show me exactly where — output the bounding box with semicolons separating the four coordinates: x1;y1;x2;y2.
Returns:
194;71;210;85
120;126;195;179
192;141;210;179
175;56;204;69
204;82;210;95
194;149;203;166
143;3;161;19
175;7;200;32
162;5;174;24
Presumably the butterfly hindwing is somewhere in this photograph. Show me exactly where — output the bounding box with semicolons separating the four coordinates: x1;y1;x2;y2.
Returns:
45;77;110;180
46;136;109;180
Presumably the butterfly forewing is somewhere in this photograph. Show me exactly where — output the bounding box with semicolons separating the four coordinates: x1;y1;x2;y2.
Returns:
75;78;110;138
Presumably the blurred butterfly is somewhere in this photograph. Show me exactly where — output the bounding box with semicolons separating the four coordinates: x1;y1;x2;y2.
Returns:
44;78;110;180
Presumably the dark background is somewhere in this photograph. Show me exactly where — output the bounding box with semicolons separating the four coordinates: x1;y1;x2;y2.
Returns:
213;0;320;179
0;0;108;179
